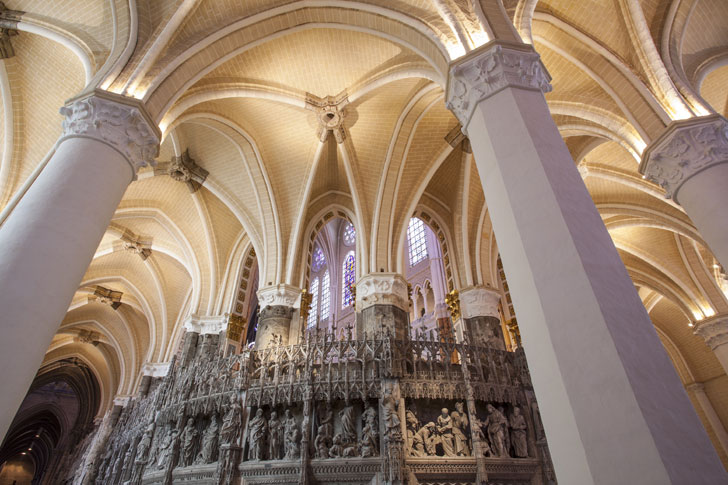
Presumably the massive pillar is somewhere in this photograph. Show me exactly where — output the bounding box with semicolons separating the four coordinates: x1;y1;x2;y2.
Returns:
693;314;728;375
640;115;728;270
355;273;409;340
459;285;505;348
446;40;727;483
255;284;300;348
0;90;159;441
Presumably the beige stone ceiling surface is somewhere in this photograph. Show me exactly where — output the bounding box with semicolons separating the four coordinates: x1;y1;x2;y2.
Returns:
1;0;727;457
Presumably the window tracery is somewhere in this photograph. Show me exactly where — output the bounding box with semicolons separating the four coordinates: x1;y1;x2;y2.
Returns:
343;222;356;247
321;271;330;321
408;218;428;266
342;252;355;308
308;278;319;328
312;246;326;272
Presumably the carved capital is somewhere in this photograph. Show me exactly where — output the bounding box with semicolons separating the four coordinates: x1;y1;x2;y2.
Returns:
694;314;728;350
446;40;552;134
184;314;229;335
306;92;348;143
356;273;409;312
156;148;209;192
59;90;160;179
257;284;301;310
640;114;728;202
460;286;501;319
141;362;171;378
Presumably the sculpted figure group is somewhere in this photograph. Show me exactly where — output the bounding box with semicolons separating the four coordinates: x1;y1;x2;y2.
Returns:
406;402;529;459
245;407;301;461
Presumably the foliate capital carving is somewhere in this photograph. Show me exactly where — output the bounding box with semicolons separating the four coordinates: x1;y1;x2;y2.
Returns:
184;314;229;335
257;284;301;310
460;286;501;319
693;314;728;350
59;90;160;179
141;362;171;378
356;273;409;312
446;40;552;134
640;115;728;202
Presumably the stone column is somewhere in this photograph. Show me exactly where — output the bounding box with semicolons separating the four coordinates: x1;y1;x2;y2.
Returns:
446;40;727;483
640;115;728;270
459;286;504;348
0;89;159;441
255;284;300;349
686;382;728;457
693;314;728;375
355;273;409;340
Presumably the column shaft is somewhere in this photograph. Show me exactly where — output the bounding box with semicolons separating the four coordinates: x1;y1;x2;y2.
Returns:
0;91;158;441
447;42;727;484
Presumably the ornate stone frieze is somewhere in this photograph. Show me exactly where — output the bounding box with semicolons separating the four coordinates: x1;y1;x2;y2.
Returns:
460;286;501;320
355;273;409;311
257;284;301;310
640;114;728;202
59;90;160;178
446;41;552;134
184;314;229;335
693;314;728;350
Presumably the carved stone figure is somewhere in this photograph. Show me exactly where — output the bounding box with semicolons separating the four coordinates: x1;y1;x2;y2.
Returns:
510;406;528;458
283;410;300;460
451;402;470;456
268;411;283;460
198;413;220;464
361;419;379;457
483;404;509;457
131;423;154;482
247;409;267;461
180;417;199;467
340;404;356;444
220;395;242;446
436;408;455;457
157;427;178;469
314;425;330;458
471;416;493;457
381;389;401;439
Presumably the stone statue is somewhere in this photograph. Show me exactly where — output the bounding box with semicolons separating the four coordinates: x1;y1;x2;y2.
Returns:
283;410;300;460
180;417;199;467
471;416;493;457
483;404;508;457
361;419;379;457
314;425;330;458
362;400;377;428
436;408;455;457
340;404;356;444
320;403;334;439
381;388;401;439
451;402;470;456
329;433;344;458
510;406;528;458
131;423;154;482
247;409;268;461
268;411;283;460
220;395;242;446
412;422;436;456
198;413;220;464
157;427;178;469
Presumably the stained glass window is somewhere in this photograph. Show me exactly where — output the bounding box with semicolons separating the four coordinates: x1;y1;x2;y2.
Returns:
320;271;330;320
307;278;319;328
342;251;355;307
343;222;356;246
312;246;326;272
407;218;428;266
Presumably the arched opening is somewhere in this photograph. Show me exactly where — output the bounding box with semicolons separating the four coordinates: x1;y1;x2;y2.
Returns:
228;247;260;351
305;217;357;337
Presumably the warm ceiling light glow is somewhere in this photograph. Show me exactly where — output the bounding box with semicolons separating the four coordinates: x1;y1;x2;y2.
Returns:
688;322;694;327
469;30;490;48
445;41;466;60
703;307;716;318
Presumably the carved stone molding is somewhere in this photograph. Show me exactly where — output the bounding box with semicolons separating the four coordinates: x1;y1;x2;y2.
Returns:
93;285;123;309
141;362;171;378
59;90;160;178
693;314;728;350
355;273;409;312
184;314;229;335
113;395;131;407
446;40;552;134
640;114;728;203
460;286;501;319
257;284;301;310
